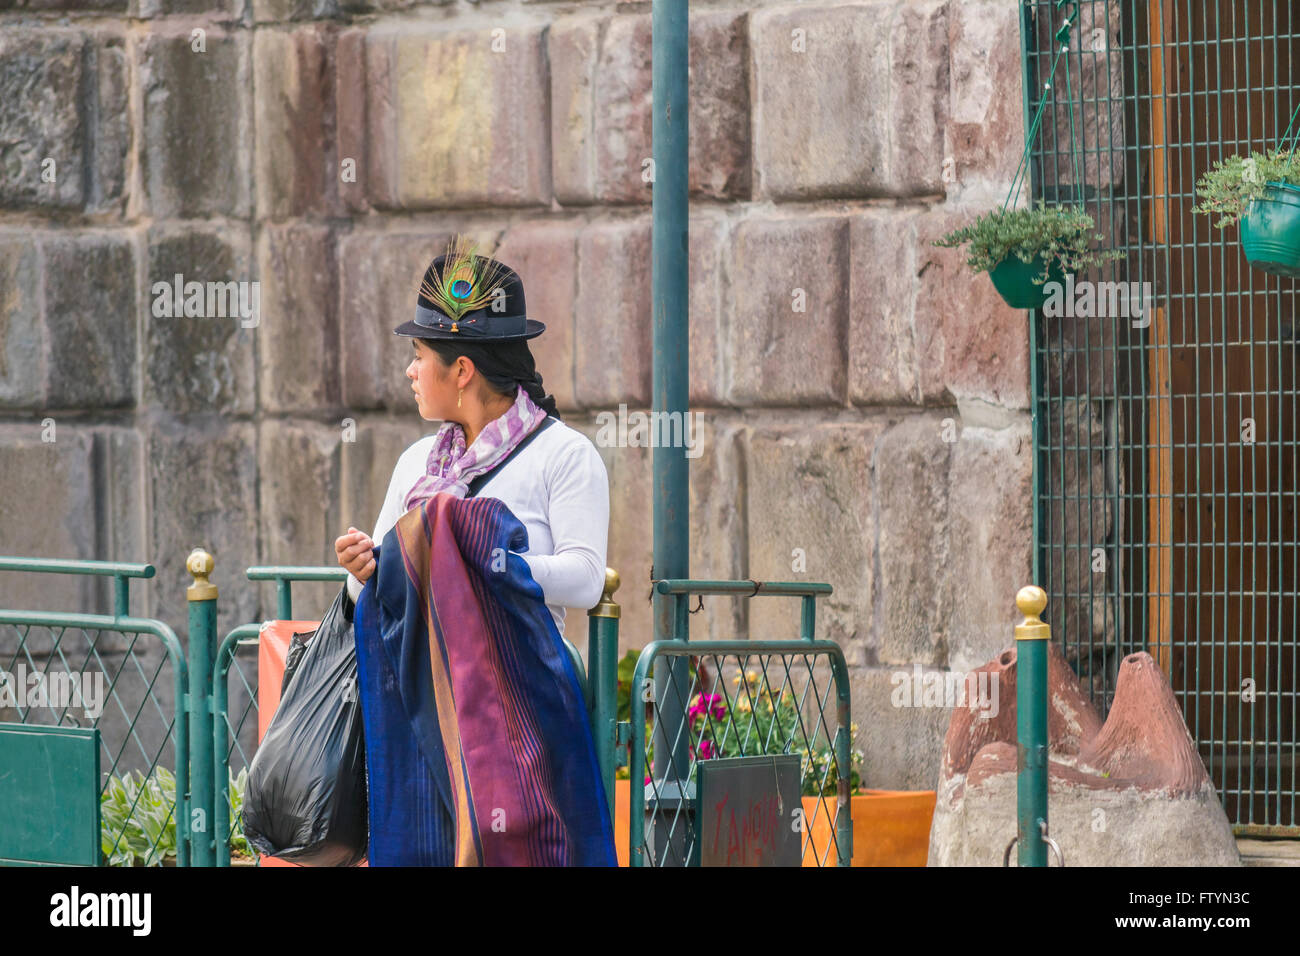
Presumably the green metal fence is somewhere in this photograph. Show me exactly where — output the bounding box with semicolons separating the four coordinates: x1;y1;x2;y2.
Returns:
1022;0;1299;832
629;580;853;866
0;558;190;866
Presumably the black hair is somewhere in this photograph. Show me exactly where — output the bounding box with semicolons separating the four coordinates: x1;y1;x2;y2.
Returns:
421;337;561;420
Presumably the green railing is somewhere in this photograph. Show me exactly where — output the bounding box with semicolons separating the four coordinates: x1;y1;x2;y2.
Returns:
2;555;852;867
0;557;190;867
629;580;853;867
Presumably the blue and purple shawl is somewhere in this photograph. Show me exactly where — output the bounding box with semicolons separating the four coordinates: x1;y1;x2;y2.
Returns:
353;492;616;866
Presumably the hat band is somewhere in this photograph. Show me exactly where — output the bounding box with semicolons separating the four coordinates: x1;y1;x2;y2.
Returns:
413;303;526;337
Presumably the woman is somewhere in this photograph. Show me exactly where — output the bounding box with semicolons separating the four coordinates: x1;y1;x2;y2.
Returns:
334;238;610;637
335;236;616;866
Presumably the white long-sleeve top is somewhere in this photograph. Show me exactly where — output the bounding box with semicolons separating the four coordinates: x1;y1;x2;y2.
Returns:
346;418;609;638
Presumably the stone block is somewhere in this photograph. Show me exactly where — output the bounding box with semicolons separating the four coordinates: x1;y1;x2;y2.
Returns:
574;220;652;408
745;423;880;661
139;30;251;218
751;1;947;199
727;216;849;406
147;419;259;645
257;224;339;413
848;208;922;405
144;225;256;416
572;414;745;654
494;221;580;413
944;421;1034;671
914;205;1031;409
132;0;240;16
44;232;137;409
0;425;97;614
875;414;954;666
258;419;343;619
888;0;950;195
0;31;84;210
251;0;336;23
751;3;891;199
364;25;550;209
335;29;370;215
339;418;429;538
549;12;750;205
338;228;462;411
848;664;952;790
0;234;45;407
945;0;1024;197
94;427;149;610
254;26;335;219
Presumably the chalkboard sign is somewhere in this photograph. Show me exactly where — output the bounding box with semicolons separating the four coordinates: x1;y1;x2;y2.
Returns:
696;754;802;867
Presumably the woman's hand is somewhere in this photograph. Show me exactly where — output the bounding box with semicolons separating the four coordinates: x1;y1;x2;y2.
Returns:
336;527;376;582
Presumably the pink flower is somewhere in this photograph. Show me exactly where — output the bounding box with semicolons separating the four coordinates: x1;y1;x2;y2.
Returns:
697;739;716;760
688;693;727;722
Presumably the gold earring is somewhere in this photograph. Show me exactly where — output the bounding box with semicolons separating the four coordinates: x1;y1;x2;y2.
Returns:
457;388;463;408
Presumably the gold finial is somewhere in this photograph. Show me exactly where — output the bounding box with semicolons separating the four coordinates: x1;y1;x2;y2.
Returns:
1014;585;1049;640
588;567;621;619
186;547;218;602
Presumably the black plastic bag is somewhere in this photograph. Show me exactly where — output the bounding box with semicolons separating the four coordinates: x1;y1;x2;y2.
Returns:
281;629;312;697
243;587;368;866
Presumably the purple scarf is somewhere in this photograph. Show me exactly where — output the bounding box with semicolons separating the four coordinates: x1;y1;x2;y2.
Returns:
403;387;548;511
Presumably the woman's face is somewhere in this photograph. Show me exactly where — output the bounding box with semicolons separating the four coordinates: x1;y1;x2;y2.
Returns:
406;339;460;422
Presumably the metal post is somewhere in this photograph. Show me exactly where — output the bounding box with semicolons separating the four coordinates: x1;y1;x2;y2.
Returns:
650;0;691;865
1015;585;1050;867
186;548;218;866
276;578;292;620
587;568;622;823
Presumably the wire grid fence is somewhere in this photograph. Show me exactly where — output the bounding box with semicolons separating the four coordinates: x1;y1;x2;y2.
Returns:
0;620;186;865
215;623;262;863
1024;0;1299;831
630;645;854;866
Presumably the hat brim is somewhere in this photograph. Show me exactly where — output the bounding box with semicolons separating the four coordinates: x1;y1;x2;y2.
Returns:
392;318;546;341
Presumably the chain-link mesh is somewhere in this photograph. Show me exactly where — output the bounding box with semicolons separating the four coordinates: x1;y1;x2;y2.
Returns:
629;643;854;866
0;619;185;866
1024;0;1300;832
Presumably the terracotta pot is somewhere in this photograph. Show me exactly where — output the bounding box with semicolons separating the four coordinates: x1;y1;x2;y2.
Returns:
800;790;936;867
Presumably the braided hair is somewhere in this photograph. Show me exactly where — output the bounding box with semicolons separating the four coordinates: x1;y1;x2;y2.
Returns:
422;337;561;420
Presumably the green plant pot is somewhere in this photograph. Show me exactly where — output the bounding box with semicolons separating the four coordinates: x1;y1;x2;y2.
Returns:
988;253;1068;310
1241;182;1300;277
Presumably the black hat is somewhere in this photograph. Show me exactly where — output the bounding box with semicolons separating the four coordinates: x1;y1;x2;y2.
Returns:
393;236;545;342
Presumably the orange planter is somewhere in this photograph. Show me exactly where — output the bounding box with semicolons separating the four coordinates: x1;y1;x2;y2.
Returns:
800;790;936;867
610;780;934;867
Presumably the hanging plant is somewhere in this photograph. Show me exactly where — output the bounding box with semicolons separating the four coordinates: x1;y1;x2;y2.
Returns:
934;202;1122;310
930;0;1122;311
1193;146;1300;278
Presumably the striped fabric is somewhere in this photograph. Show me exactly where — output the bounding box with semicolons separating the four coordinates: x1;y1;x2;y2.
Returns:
353;491;616;866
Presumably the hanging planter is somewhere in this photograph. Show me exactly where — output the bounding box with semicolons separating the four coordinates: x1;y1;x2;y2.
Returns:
1194;146;1300;278
934;203;1120;311
931;1;1121;311
1241;182;1300;277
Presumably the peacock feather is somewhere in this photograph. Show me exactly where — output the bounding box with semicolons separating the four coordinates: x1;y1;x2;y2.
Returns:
418;235;510;328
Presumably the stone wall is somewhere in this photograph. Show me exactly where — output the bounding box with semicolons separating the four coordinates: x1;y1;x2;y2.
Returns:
0;0;1035;789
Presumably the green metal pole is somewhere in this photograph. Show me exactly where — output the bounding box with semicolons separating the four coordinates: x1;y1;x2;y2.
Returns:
1015;585;1050;867
651;0;691;865
186;548;218;867
587;569;621;823
276;579;292;620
